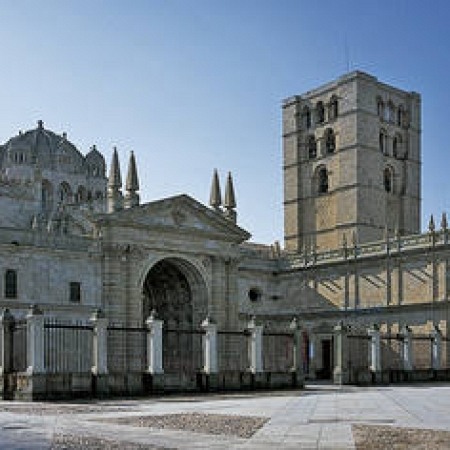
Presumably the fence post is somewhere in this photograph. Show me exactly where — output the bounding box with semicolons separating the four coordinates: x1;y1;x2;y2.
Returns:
201;316;218;374
368;324;381;382
401;325;413;373
247;316;263;374
25;305;45;399
431;324;442;371
333;321;349;385
146;310;164;375
90;309;109;396
26;305;45;375
0;309;14;398
0;309;14;375
290;317;304;388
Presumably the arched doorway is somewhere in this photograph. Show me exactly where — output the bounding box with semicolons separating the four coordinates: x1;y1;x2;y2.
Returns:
142;258;208;380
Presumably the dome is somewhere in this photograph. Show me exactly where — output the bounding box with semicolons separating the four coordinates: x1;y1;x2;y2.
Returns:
85;145;106;178
2;121;87;174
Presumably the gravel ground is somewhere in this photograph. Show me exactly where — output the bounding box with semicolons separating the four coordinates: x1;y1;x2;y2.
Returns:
100;413;268;438
352;424;450;449
51;434;173;450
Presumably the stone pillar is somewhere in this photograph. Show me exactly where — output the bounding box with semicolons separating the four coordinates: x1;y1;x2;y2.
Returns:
0;309;14;376
247;316;263;374
90;309;109;396
146;311;163;375
290;318;304;388
0;309;14;399
201;316;218;374
431;325;442;371
333;321;349;385
368;324;381;381
401;325;413;372
26;305;45;375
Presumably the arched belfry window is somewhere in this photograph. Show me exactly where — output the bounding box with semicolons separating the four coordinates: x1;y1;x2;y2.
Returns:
325;128;336;154
302;106;311;129
316;101;325;124
329;96;338;120
307;135;317;159
384;167;393;193
5;269;17;299
387;101;395;122
318;167;329;194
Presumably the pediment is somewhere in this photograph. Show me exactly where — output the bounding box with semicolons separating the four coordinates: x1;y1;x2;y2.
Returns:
96;194;251;243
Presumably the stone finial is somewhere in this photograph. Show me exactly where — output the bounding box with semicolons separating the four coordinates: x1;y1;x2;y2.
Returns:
428;214;435;233
124;151;140;209
209;169;222;210
108;147;122;189
223;172;237;223
107;147;123;213
224;172;236;209
441;213;448;231
37;120;44;130
125;151;139;192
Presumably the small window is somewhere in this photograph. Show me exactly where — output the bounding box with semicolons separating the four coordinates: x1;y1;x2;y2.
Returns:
384;168;393;193
248;287;262;302
5;269;17;299
307;135;317;159
379;131;386;153
70;282;81;303
318;167;329;194
316;102;325;124
377;99;384;118
397;108;403;126
325;129;336;154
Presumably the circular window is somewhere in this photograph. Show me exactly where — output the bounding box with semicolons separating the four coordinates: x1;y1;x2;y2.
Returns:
248;288;262;302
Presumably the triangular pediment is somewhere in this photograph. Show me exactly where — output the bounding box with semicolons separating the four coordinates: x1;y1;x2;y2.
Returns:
96;194;251;243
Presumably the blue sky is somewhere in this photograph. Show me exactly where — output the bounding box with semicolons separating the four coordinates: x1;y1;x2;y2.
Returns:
0;1;449;243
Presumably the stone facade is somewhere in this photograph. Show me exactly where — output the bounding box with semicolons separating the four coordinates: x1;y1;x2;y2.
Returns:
0;71;448;398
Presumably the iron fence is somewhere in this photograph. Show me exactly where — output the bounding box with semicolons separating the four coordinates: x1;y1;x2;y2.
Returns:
107;326;147;373
347;334;370;375
412;335;433;369
163;328;203;373
217;330;249;372
263;332;293;372
11;320;27;372
44;319;93;374
380;334;403;370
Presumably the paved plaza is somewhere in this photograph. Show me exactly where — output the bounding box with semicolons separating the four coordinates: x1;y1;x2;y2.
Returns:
1;383;450;449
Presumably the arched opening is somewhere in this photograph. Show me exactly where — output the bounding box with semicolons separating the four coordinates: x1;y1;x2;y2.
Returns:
142;258;208;376
379;130;387;154
384;167;394;193
316;101;325;124
325;128;336;154
317;167;329;194
329;96;338;120
58;182;72;204
41;180;53;212
5;269;17;299
302;106;311;129
76;186;87;203
307;135;317;159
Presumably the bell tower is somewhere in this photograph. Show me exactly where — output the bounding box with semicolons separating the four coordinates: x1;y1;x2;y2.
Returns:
283;71;421;253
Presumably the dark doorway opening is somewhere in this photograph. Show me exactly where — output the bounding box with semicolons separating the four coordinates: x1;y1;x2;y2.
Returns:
318;339;333;379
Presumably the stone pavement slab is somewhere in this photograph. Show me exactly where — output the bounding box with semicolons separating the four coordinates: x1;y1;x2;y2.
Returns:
1;383;450;449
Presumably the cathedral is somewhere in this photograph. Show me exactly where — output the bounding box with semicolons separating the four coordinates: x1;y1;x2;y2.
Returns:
0;71;449;399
